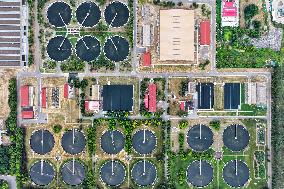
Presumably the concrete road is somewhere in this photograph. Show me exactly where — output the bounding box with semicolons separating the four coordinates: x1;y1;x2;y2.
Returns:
266;74;272;189
17;70;271;81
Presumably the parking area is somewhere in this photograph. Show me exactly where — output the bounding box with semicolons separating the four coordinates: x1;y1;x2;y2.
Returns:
0;0;23;66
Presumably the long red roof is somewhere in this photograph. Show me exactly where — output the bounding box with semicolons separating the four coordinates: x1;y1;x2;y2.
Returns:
85;101;89;111
64;83;68;98
42;87;47;108
21;110;34;119
148;84;156;112
20;85;29;107
200;20;210;45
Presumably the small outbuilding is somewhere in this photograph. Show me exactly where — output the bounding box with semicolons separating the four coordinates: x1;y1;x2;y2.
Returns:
64;83;75;99
85;100;100;113
142;52;151;67
21;110;34;119
142;24;151;47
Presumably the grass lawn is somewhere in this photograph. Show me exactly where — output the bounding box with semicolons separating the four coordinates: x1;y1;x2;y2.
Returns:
240;104;267;116
69;37;78;47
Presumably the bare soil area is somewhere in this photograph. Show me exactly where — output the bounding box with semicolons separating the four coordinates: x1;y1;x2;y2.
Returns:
239;0;265;28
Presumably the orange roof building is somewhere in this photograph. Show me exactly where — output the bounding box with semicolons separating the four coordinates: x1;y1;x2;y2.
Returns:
42;87;47;108
21;110;34;119
20;85;29;107
142;52;151;67
199;20;210;46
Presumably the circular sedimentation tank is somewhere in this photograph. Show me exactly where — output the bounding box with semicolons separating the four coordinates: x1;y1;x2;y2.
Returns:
132;129;157;154
47;36;72;61
223;124;250;151
30;129;54;155
186;160;213;187
131;160;157;186
103;36;129;62
100;160;126;186
187;124;213;152
61;160;85;186
223;160;249;187
30;160;55;186
47;2;72;27
101;130;125;154
61;129;86;154
104;1;129;27
76;1;101;27
76;36;101;61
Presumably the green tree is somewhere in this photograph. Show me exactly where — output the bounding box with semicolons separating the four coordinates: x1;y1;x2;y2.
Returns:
178;120;188;129
209;120;220;130
199;59;210;70
178;133;185;151
53;124;62;134
244;4;259;22
0;180;9;189
80;79;89;90
252;20;261;30
0;147;10;174
192;2;198;8
178;169;186;185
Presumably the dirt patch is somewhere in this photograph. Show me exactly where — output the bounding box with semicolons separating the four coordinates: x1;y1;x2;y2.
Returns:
239;0;265;28
168;78;187;100
214;84;224;110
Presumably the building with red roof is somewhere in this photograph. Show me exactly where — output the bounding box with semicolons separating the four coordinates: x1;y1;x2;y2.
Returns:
222;0;239;27
148;84;157;112
179;101;194;112
144;83;157;112
144;93;149;109
20;85;30;107
21;110;34;119
42;87;47;108
222;1;237;17
85;100;100;113
85;101;89;111
199;20;210;46
64;83;75;99
142;52;151;67
180;101;185;111
64;83;69;99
